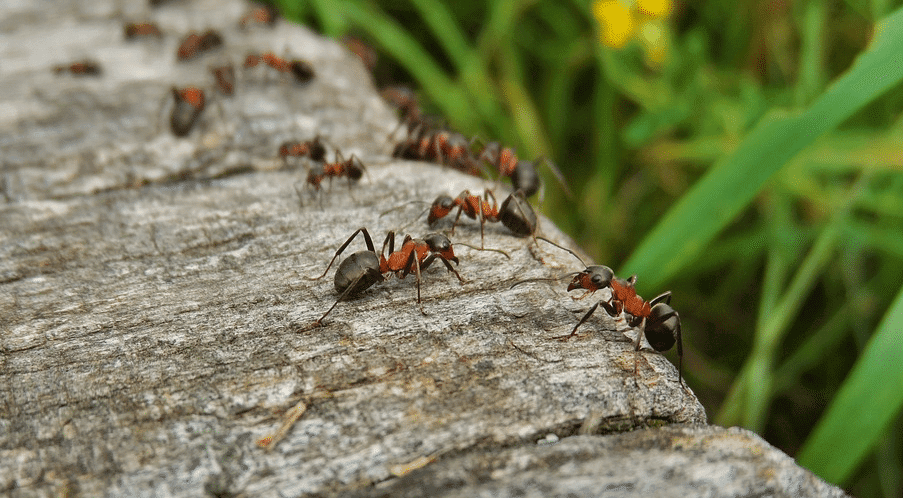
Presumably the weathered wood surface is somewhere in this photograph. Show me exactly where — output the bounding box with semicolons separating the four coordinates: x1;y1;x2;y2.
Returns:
0;1;846;497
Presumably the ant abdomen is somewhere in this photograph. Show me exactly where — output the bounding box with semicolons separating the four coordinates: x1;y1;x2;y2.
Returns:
334;251;382;295
499;193;537;236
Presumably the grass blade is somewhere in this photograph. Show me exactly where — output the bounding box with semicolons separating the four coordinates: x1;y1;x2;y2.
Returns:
620;6;903;292
797;284;903;484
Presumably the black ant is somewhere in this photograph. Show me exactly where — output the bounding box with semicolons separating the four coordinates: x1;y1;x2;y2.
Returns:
239;3;279;29
308;228;465;325
243;52;315;84
521;239;683;386
168;86;205;137
53;60;102;76
211;64;235;96
176;30;223;61
124;22;162;40
278;136;327;163
427;189;537;247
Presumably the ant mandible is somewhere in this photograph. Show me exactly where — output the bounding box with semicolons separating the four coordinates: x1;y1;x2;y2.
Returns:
427;189;537;248
308;228;465;325
521;238;684;386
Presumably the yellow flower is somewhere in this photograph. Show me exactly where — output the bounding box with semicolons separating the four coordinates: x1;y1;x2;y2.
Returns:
593;0;674;66
593;0;636;49
636;0;673;19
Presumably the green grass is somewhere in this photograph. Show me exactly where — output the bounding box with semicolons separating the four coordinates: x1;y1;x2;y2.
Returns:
277;1;903;495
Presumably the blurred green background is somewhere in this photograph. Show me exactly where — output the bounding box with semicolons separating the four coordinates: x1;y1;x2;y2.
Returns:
273;0;903;495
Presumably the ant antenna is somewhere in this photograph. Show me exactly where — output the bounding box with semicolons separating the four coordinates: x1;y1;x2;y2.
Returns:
535;236;586;267
509;271;580;289
378;200;430;219
454;242;510;259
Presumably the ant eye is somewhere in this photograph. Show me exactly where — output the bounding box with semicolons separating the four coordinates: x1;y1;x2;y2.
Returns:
589;266;613;287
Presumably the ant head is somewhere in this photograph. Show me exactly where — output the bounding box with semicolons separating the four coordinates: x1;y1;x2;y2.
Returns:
427;195;455;225
423;233;458;264
567;265;614;292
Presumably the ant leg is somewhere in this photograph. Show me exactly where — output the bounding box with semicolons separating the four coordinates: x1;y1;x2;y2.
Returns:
380;231;399;259
552;301;601;341
633;317;647;378
599;299;621;317
399;248;427;315
421;254;465;283
313;271;368;326
309;227;375;280
534;156;573;200
645;305;683;387
293;181;306;208
450;191;471;235
649;291;672;306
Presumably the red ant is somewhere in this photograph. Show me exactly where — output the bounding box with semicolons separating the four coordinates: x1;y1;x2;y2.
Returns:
475;141;571;199
427;189;537;247
304;152;366;190
53;60;102;76
308;228;465;325
244;52;315;84
211;64;235;96
168;86;205;137
177;30;223;61
279;135;327;163
239;4;279;29
521;239;684;386
124;22;162;40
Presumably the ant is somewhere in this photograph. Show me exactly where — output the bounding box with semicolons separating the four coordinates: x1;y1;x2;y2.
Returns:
168;86;205;137
429;130;481;175
211;64;235;96
124;22;162;40
308;228;465;325
279;135;327;163
243;52;315;84
522;239;684;386
475;141;571;199
239;3;279;29
53;60;102;76
177;30;223;61
305;152;366;191
427;189;537;247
